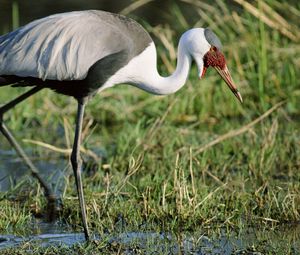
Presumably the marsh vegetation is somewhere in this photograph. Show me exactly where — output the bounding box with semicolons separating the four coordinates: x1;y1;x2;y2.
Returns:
0;0;299;254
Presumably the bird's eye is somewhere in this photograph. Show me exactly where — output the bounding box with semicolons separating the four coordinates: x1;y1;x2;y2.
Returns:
212;46;218;51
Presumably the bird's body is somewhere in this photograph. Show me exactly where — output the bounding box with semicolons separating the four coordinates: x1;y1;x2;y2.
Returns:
0;10;242;241
0;10;153;97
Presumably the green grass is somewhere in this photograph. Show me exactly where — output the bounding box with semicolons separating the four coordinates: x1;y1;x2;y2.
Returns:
0;0;300;253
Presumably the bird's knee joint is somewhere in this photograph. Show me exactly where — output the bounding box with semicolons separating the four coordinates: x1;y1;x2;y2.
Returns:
71;153;82;169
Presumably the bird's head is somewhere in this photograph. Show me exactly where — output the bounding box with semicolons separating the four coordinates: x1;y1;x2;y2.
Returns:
181;28;242;103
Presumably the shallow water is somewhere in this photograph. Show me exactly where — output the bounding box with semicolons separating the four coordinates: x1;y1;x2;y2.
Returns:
0;228;248;253
0;150;299;253
0;148;69;195
0;220;299;254
0;146;106;194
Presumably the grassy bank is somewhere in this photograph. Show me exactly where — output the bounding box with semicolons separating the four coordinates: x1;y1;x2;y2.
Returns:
0;0;300;253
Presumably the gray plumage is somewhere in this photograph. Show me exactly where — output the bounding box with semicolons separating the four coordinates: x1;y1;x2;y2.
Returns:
0;10;152;98
204;28;222;50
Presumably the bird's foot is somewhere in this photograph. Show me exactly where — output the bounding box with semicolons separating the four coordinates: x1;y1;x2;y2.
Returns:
46;195;63;222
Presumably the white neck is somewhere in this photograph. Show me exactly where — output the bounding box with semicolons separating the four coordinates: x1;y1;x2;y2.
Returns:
102;40;192;95
135;40;192;95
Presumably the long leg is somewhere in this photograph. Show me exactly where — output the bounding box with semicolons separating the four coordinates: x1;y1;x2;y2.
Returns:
70;97;90;241
0;87;58;217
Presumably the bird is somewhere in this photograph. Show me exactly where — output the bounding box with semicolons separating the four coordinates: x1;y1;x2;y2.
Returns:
0;10;242;241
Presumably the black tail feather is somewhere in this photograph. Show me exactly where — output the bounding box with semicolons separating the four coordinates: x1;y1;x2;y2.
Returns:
0;75;89;98
0;76;8;86
0;76;23;87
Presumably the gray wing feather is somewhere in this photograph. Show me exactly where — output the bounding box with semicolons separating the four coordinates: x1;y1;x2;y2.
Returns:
0;10;151;81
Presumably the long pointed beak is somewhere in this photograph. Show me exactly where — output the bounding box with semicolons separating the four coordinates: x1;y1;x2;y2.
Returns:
214;65;243;103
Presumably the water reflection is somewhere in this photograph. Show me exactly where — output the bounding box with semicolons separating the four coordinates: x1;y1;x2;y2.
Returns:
0;223;299;254
0;149;69;195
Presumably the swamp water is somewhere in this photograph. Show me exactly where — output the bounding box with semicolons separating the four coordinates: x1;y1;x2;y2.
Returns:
0;222;299;254
0;150;299;254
